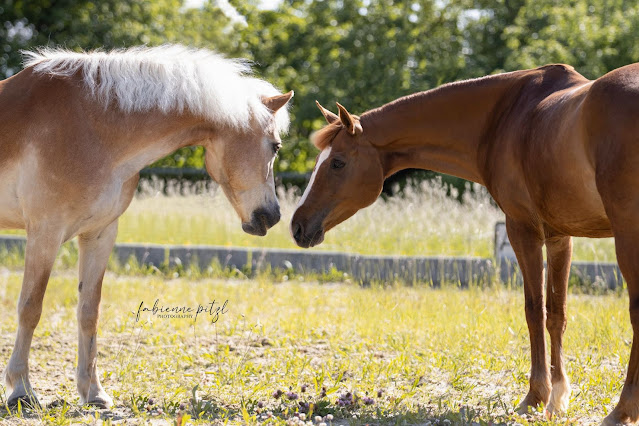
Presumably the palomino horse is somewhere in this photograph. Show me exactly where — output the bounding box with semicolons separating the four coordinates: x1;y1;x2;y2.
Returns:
0;45;292;408
291;63;639;425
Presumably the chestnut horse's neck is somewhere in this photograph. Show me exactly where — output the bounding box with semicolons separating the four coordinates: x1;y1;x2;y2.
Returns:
362;70;537;185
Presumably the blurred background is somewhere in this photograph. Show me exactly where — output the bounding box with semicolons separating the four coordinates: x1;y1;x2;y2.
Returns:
4;0;639;180
1;5;633;424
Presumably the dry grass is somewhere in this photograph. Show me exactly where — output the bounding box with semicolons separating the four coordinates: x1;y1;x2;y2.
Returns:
30;180;615;262
0;180;617;261
118;181;621;262
0;270;631;425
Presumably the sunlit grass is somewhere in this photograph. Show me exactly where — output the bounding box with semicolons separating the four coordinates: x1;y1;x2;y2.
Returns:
0;179;618;262
116;181;504;258
119;180;620;262
0;271;629;424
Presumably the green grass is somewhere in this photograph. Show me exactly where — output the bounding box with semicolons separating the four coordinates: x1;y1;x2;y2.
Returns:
0;180;623;424
0;180;618;262
0;269;631;425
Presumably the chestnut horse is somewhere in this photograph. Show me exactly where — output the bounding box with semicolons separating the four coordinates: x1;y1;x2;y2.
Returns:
0;45;292;408
291;63;639;425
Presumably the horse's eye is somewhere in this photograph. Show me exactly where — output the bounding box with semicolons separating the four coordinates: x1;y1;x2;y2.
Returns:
331;158;345;169
273;143;282;155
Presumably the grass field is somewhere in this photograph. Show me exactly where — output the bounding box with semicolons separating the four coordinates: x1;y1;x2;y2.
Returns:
0;180;618;262
0;181;625;425
0;268;631;425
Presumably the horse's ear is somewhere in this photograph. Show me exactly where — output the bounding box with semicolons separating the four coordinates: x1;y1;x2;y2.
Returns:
316;100;339;124
336;102;363;135
262;90;294;113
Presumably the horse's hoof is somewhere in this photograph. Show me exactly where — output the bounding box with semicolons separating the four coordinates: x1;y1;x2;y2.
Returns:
515;389;550;416
515;400;537;415
7;394;41;409
86;400;109;409
601;413;631;426
547;379;571;416
84;401;109;410
85;392;113;409
47;399;68;408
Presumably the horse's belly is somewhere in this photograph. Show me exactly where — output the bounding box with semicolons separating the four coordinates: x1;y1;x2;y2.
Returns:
544;214;612;238
537;180;612;238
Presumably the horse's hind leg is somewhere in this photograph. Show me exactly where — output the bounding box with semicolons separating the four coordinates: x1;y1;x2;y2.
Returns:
506;218;552;414
603;230;639;425
545;235;572;415
3;227;62;407
75;220;118;408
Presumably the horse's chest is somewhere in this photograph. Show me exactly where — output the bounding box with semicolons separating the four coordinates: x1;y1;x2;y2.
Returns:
0;163;24;229
72;179;135;234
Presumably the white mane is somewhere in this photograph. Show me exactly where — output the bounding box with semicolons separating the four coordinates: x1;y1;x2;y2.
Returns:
22;45;290;133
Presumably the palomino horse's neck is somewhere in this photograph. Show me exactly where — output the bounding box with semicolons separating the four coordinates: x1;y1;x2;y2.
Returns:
98;108;213;180
362;71;531;185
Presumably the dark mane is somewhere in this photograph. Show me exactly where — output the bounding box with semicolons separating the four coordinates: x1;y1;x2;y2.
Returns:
362;71;527;121
311;122;342;150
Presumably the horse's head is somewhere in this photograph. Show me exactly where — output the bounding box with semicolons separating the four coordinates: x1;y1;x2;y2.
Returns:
290;102;384;248
205;91;293;236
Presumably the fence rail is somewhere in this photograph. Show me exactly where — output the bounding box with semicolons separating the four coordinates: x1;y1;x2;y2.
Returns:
0;225;623;288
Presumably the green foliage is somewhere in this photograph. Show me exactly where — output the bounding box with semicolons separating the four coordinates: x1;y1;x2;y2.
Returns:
502;0;639;78
459;0;527;76
1;0;177;75
240;0;467;172
4;0;639;174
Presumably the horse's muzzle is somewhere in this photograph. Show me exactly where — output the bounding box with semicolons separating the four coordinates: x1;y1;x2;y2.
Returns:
242;204;281;236
290;220;325;248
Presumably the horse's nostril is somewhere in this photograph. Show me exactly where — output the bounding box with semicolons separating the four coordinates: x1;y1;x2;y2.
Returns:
292;222;303;241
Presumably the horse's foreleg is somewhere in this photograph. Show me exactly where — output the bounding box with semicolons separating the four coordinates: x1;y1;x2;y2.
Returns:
545;236;572;415
75;220;118;408
4;227;62;407
603;232;639;425
506;218;551;414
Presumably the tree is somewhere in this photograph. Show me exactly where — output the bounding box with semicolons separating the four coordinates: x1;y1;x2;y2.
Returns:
8;0;639;177
239;0;467;173
460;0;527;77
502;0;639;78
